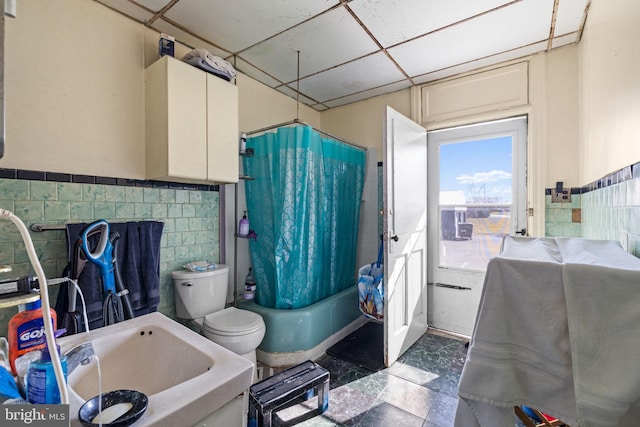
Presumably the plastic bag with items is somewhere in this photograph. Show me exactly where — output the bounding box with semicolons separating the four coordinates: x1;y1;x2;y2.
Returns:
357;238;384;320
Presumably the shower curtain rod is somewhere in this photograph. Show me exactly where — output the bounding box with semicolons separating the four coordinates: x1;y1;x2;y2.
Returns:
244;118;367;151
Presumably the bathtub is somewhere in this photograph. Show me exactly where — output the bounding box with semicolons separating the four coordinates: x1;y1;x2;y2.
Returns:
237;286;366;367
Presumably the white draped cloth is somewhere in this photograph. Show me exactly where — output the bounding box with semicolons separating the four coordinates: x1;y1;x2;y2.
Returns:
454;236;640;427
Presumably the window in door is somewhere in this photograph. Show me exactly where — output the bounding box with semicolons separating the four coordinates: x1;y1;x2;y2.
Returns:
426;116;527;336
430;117;527;272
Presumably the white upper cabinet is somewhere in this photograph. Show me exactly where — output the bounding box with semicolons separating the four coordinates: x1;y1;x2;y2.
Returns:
145;56;239;184
206;71;239;183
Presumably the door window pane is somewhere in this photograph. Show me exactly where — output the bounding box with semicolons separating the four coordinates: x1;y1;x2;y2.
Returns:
439;137;512;270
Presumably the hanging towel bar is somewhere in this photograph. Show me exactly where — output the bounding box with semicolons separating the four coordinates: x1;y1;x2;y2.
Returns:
30;223;66;232
30;220;164;232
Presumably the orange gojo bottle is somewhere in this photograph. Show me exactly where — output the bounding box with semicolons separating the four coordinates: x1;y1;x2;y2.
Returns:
8;299;57;374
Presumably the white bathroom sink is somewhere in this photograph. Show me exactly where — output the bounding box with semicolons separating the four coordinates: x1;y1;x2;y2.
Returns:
58;312;254;426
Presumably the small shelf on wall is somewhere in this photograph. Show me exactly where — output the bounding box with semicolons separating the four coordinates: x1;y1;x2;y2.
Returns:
0;292;40;309
240;148;255;157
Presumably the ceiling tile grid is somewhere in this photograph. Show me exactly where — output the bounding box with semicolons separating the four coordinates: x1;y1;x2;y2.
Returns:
348;0;515;48
96;0;591;110
555;0;591;36
299;51;408;102
132;0;172;13
241;6;380;83
411;41;548;86
164;0;339;53
388;0;555;78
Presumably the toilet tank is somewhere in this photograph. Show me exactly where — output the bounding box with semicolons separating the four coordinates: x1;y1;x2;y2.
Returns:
172;265;229;319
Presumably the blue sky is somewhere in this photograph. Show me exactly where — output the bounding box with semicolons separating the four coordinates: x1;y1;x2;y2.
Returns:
439;136;512;203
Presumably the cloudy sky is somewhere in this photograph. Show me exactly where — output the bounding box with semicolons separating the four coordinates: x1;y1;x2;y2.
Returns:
439;135;513;203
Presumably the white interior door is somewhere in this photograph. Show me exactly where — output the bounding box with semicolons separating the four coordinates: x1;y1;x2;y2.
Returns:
383;106;428;367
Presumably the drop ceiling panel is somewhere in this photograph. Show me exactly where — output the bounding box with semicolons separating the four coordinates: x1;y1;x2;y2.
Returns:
552;33;579;49
276;86;320;106
235;58;283;88
554;0;590;36
132;0;173;13
389;0;554;77
324;80;412;108
412;42;546;85
349;0;514;48
164;0;339;52
240;7;379;83
299;52;406;102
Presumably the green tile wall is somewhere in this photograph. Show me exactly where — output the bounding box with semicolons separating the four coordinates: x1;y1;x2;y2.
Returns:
0;178;219;338
545;193;582;237
544;170;640;259
581;176;640;257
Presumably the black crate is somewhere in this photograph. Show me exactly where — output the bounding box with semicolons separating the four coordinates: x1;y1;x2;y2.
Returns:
249;361;330;427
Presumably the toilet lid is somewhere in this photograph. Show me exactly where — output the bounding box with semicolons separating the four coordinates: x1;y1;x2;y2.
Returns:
203;307;264;336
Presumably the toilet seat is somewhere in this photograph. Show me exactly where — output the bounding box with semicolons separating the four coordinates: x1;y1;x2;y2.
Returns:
203;307;264;337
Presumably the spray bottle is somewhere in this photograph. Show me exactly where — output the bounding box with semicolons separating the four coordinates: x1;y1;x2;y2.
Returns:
240;133;247;154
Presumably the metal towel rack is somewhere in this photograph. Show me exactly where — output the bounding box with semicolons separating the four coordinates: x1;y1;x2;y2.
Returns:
30;223;66;232
30;220;165;232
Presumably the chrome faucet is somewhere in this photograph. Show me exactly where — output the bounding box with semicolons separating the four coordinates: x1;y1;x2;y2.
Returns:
64;342;95;375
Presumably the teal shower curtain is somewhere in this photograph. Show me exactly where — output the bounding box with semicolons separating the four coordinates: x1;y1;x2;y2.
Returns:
243;125;366;309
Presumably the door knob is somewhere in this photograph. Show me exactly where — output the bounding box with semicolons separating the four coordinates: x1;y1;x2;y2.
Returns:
515;228;527;236
390;235;399;242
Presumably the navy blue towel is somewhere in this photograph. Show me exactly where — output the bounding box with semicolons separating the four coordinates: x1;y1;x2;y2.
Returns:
57;221;164;330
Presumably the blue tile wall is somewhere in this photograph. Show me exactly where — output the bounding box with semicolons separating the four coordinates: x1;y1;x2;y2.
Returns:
0;171;220;338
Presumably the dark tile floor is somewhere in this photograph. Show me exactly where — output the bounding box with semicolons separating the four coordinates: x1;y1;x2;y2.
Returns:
275;331;469;427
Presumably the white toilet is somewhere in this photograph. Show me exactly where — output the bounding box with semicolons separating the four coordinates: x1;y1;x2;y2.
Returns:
172;265;266;370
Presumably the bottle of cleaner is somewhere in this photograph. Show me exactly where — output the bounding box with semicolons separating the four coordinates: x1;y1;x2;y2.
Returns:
8;299;57;375
245;268;256;291
26;341;67;404
240;133;247;154
243;268;256;300
238;211;250;237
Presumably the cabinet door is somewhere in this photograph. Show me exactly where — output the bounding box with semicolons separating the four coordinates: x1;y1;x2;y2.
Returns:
167;60;207;180
146;57;207;182
206;74;238;183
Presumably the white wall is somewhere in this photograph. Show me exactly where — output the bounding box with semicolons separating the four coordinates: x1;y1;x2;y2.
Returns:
537;46;581;189
578;0;640;184
321;89;411;162
4;0;145;178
